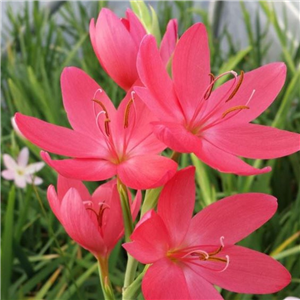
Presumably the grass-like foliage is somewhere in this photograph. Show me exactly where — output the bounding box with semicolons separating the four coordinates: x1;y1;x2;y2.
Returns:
1;1;299;299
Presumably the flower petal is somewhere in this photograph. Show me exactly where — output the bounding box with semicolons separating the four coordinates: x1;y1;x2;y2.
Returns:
25;162;45;175
61;67;116;138
152;121;200;153
15;113;106;158
41;152;117;181
160;19;178;66
157;167;195;247
14;174;26;189
1;170;15;180
199;245;291;294
194;139;271;175
206;123;300;159
206;62;287;123
123;210;170;264
94;8;138;90
60;188;106;257
18;147;29;167
142;258;190;300
187;193;277;246
131;190;142;221
125;9;146;47
117;154;177;190
172;23;211;120
137;35;183;121
3;154;17;170
57;175;90;201
47;185;62;222
182;265;224;300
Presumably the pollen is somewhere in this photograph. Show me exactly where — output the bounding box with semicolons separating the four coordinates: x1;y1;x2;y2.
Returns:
124;98;134;129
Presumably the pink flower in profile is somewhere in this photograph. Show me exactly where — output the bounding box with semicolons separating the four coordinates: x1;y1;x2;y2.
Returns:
48;175;141;258
1;147;44;188
135;23;300;176
90;8;178;90
15;67;177;190
124;167;291;299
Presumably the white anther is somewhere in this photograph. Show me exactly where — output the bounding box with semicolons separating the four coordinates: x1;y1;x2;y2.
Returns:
131;90;135;99
230;70;238;77
83;200;93;206
220;236;225;247
93;88;103;99
217;255;230;273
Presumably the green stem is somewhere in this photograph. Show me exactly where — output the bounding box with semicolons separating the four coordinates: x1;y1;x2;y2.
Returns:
123;265;150;300
117;179;134;242
97;256;115;300
123;254;139;290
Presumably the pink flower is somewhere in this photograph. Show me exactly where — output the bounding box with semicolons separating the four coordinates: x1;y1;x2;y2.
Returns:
135;23;300;176
124;167;291;299
90;8;177;90
1;147;44;188
48;175;141;258
15;67;177;190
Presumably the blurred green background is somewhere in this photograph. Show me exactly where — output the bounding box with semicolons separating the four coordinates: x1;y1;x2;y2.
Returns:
1;1;299;299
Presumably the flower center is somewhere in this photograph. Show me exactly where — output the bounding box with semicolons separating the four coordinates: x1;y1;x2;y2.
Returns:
167;236;230;273
84;200;110;229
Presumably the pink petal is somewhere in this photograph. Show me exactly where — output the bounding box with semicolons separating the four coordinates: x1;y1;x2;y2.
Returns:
206;123;300;159
94;8;138;90
157;167;195;247
159;19;178;66
125;9;146;47
194;139;271;175
187;193;277;246
136;35;183;121
25;162;45;175
30;176;43;185
131;190;142;221
117;154;177;190
61;67;116;138
142;258;190;299
41;152;117;181
152;121;200;153
199;245;291;294
47;185;62;222
89;18;103;64
1;170;15;180
182;265;224;300
14;174;26;189
57;175;90;201
3;154;17;170
123;210;170;264
206;63;287;123
15;113;107;158
17;147;29;167
172;23;211;120
60;188;106;257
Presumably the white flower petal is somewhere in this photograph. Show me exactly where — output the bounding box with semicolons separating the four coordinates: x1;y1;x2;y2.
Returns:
1;170;15;180
25;162;45;174
26;175;43;185
14;174;26;189
3;154;17;170
18;147;29;167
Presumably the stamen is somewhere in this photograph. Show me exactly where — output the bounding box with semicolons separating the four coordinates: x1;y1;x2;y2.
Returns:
93;88;103;99
217;255;230;273
92;99;110;119
104;118;111;136
246;89;255;106
220;236;225;247
225;70;244;102
124;98;134;129
204;73;215;100
83;200;93;206
222;105;249;118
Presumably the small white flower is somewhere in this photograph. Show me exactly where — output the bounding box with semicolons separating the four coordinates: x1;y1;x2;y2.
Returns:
1;147;45;189
284;297;300;300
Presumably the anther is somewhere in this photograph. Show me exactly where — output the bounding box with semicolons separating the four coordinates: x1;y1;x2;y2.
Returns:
220;236;225;247
92;99;110;119
225;70;244;102
124;98;134;129
222;105;249;118
104;119;111;136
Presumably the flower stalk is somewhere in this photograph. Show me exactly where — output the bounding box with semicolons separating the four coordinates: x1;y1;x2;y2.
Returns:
97;256;115;300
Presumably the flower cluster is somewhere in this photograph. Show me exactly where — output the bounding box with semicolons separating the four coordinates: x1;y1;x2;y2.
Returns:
12;3;299;300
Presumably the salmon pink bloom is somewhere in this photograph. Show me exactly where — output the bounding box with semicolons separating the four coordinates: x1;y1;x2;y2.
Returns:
90;8;178;90
124;167;291;299
48;175;141;258
15;67;177;190
135;23;300;175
